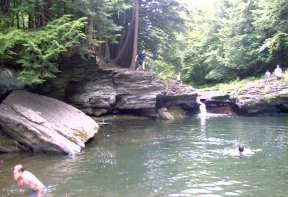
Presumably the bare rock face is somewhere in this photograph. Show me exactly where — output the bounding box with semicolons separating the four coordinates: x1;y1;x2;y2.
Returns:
198;90;237;115
34;58;199;118
0;129;22;153
157;81;199;116
113;70;165;116
36;61;166;117
0;90;99;155
157;108;174;120
230;79;288;115
0;67;27;102
64;67;166;117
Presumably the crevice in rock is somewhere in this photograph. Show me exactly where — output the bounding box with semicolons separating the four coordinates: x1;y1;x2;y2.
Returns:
0;90;12;103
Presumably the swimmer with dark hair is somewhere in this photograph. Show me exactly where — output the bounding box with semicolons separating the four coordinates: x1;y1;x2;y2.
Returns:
238;144;262;156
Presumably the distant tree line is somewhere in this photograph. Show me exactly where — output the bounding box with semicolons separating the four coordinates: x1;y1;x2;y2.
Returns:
181;0;288;85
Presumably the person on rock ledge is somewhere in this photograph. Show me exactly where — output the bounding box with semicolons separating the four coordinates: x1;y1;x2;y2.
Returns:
274;65;283;85
136;49;147;71
265;70;271;84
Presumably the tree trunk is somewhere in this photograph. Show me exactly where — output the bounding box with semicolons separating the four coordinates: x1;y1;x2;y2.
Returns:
44;0;52;23
35;5;44;27
28;13;35;29
113;8;135;63
85;14;94;46
104;42;111;60
129;0;139;70
1;0;10;16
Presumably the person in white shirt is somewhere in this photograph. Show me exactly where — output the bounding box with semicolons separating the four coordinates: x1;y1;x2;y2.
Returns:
274;65;283;80
265;70;271;84
13;164;47;197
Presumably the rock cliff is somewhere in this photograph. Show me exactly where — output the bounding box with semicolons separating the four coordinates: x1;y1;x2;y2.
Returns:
230;79;288;115
35;59;199;118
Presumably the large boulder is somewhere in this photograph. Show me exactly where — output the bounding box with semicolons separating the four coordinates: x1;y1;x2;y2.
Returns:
0;90;99;155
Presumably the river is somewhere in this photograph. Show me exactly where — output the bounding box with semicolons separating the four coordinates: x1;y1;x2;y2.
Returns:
1;116;288;197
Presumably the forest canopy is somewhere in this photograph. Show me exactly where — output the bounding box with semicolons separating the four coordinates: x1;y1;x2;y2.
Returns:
0;0;287;85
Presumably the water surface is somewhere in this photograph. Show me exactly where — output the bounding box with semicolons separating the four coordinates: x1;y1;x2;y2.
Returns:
1;116;288;197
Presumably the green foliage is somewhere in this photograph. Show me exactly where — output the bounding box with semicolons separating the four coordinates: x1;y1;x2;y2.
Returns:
198;76;261;93
138;0;187;79
64;0;129;43
150;59;177;81
0;16;87;84
180;0;288;85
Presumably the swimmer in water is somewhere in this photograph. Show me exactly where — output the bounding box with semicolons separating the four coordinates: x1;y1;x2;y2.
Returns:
13;164;47;197
238;144;262;157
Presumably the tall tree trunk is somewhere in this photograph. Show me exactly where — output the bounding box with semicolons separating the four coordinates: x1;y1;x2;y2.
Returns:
16;13;20;29
36;4;44;27
129;0;139;70
44;0;52;23
1;0;10;16
28;13;35;29
104;42;111;60
85;15;94;46
113;8;135;63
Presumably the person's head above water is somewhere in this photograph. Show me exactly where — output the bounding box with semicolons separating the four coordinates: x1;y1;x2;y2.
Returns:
238;144;244;153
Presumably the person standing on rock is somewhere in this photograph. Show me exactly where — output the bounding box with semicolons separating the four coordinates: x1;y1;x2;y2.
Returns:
265;70;271;84
13;164;47;197
176;72;182;85
274;65;283;85
136;49;147;71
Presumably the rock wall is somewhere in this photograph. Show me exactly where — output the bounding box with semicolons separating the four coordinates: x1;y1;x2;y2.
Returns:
198;90;237;115
230;79;288;115
0;67;27;102
35;59;199;118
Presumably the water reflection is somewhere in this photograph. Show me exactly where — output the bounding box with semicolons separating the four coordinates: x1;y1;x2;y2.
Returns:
200;116;206;135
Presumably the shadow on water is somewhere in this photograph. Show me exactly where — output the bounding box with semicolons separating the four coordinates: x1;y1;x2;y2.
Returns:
1;116;288;197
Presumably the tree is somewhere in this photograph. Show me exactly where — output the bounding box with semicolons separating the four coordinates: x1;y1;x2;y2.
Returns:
253;0;288;66
0;16;87;84
181;0;288;85
0;0;129;83
129;0;139;70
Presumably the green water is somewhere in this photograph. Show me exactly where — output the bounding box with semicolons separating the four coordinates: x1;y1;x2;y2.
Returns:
1;116;288;197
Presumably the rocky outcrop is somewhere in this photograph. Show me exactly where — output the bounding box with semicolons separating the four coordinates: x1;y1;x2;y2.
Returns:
0;129;24;153
157;108;174;120
198;90;237;115
0;67;27;102
0;90;99;155
64;67;165;117
36;60;199;118
230;79;288;115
